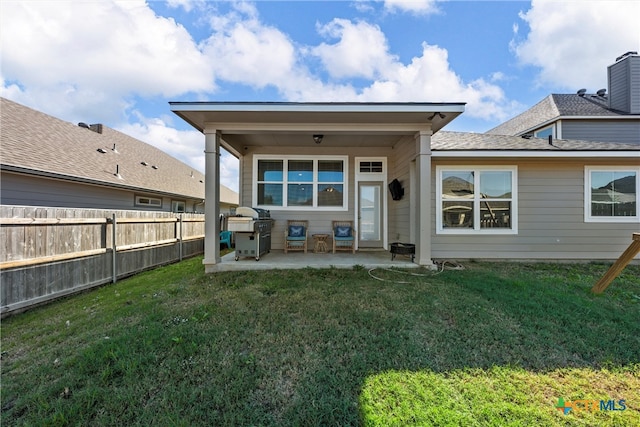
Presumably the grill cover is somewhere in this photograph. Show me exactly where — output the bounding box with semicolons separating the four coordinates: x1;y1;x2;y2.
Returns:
235;207;270;219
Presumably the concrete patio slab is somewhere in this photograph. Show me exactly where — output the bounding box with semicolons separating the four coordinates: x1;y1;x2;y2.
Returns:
207;249;419;272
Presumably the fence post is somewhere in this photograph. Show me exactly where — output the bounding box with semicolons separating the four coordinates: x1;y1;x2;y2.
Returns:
178;213;183;261
112;213;117;284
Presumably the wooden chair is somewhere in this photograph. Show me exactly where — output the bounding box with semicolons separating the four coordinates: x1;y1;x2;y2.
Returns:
332;220;356;254
284;220;308;253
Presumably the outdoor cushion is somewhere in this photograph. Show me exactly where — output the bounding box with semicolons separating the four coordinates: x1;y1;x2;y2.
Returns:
286;236;306;241
335;226;352;237
288;225;305;237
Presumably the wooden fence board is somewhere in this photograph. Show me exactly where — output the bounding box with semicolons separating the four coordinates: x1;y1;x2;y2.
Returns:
1;207;205;316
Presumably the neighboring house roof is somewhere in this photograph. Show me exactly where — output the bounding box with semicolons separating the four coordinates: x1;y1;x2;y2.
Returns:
486;93;633;136
1;97;236;204
432;131;640;152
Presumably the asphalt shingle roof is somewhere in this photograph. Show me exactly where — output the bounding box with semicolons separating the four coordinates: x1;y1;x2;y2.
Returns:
432;131;640;151
1;97;206;199
486;93;626;136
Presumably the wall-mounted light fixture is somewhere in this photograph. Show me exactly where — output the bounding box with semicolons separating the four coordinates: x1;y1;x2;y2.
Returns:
313;134;324;144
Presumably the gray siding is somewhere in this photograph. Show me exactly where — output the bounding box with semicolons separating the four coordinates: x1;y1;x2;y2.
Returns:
560;120;640;144
1;172;203;213
432;159;640;261
608;54;640;114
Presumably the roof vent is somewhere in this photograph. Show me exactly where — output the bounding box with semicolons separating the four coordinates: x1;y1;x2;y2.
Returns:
78;122;90;129
97;148;107;154
152;165;158;170
89;124;103;134
596;88;606;97
615;51;638;62
141;161;148;166
577;88;587;97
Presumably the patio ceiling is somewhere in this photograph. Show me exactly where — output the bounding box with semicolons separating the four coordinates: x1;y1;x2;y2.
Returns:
170;102;466;154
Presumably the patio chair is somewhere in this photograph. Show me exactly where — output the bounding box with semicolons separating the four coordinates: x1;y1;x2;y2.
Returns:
219;230;233;249
332;220;356;254
284;220;308;253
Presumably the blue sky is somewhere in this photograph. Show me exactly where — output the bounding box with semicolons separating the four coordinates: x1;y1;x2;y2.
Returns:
2;0;638;192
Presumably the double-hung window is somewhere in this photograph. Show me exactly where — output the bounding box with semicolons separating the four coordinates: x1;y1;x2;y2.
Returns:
436;166;517;234
255;156;348;210
585;167;639;222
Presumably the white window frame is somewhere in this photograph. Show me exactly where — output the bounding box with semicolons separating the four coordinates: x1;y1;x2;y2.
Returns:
135;195;162;209
253;155;349;211
172;200;186;213
436;166;518;235
584;166;639;223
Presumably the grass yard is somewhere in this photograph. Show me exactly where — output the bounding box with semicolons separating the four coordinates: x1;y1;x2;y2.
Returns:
1;257;639;426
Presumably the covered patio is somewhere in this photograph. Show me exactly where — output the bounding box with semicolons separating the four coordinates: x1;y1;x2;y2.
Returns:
210;249;418;272
170;102;466;272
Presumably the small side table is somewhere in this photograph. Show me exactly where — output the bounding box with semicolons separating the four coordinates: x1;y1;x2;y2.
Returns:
312;234;329;253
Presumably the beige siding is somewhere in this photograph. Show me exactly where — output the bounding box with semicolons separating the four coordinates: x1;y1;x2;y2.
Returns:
240;145;394;249
388;136;415;243
432;158;640;261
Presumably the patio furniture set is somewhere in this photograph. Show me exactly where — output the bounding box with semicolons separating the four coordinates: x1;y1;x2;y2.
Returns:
284;220;356;254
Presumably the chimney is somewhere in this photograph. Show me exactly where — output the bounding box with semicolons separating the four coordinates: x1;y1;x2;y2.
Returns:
608;51;640;114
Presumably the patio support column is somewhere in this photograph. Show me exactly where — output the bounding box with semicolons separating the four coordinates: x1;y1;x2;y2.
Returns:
415;130;435;268
203;129;221;269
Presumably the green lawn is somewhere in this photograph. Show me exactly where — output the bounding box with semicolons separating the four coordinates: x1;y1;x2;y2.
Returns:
1;258;639;426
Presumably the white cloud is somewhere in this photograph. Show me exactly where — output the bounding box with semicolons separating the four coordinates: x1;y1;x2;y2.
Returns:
384;0;440;15
201;15;296;88
313;19;397;80
512;0;640;91
0;0;213;106
305;24;514;120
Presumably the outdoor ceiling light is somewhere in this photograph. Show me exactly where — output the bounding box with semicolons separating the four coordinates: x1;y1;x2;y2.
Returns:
429;112;446;120
313;134;323;144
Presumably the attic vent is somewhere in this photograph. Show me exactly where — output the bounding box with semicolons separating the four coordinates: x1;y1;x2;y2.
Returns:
577;88;587;96
89;124;103;134
97;148;107;153
141;161;148;166
596;88;606;97
78;122;103;134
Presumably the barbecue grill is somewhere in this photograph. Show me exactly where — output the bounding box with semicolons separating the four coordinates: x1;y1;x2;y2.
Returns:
228;207;272;261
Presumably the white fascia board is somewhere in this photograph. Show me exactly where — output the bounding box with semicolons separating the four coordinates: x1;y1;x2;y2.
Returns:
432;151;640;158
172;102;465;114
206;122;432;133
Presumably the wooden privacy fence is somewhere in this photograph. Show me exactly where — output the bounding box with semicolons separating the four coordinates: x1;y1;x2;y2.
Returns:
1;206;205;316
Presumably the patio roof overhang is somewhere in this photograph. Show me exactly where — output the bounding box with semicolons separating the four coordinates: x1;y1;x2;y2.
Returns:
170;102;466;156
